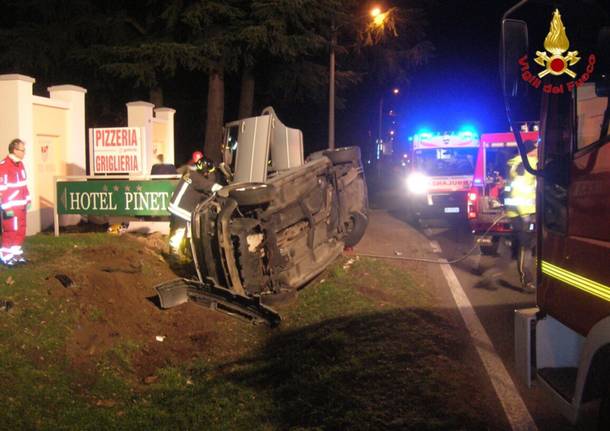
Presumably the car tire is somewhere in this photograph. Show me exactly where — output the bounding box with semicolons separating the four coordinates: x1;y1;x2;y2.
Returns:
480;240;499;256
305;150;326;162
323;146;361;165
228;183;275;206
599;379;610;430
344;210;368;247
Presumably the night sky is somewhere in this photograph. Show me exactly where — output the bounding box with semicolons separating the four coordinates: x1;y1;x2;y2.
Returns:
336;0;522;157
0;0;530;161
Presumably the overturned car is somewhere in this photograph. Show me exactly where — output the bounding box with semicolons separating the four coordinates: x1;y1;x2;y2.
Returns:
156;108;368;325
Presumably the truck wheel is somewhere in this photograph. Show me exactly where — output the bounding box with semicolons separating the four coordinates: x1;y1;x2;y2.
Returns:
600;383;610;430
344;210;368;247
323;146;361;165
228;183;275;206
480;239;499;256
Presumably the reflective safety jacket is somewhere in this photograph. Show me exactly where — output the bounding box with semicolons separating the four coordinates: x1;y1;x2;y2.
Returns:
505;151;536;217
0;155;31;212
168;169;221;221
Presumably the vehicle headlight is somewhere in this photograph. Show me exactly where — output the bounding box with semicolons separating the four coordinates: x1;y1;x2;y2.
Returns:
406;173;430;194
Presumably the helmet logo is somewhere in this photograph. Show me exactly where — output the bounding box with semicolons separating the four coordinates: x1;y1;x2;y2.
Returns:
534;9;580;78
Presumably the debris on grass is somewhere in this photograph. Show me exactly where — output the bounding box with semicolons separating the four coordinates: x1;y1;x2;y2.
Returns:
5;276;15;286
342;258;356;270
143;375;159;385
55;274;74;288
155;335;166;342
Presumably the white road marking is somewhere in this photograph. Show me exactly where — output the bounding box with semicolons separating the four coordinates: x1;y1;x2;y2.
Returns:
433;241;538;431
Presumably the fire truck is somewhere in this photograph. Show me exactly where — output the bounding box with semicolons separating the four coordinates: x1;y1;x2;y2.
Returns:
467;129;539;255
501;0;609;425
404;131;479;222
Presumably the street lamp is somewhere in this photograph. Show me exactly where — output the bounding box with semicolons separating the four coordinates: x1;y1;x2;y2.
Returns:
328;6;392;150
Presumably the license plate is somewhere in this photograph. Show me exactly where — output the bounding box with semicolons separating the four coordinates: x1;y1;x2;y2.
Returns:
444;207;460;213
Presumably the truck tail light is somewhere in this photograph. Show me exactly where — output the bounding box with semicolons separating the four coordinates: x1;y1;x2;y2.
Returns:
467;188;480;220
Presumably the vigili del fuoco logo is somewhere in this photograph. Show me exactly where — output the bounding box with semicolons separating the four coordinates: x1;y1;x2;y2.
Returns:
518;9;596;94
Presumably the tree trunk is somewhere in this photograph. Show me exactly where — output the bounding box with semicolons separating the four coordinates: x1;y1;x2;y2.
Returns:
238;67;255;120
149;85;163;107
204;68;225;162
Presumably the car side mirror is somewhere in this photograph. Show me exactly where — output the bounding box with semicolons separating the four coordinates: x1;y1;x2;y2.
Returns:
501;19;529;101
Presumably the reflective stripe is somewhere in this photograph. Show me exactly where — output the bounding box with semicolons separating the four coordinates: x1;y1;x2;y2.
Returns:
1;199;29;210
3;180;28;188
168;202;192;221
8;190;19;201
541;260;610;302
172;181;189;206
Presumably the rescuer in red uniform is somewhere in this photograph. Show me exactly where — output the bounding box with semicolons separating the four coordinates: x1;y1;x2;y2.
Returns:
0;139;31;266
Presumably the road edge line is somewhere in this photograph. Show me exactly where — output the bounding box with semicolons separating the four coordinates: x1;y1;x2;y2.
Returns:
434;245;538;431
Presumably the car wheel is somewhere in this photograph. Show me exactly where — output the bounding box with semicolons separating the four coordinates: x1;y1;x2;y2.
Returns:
305;150;326;162
228;183;275;206
598;377;610;431
480;240;499;256
344;210;368;247
323;146;361;165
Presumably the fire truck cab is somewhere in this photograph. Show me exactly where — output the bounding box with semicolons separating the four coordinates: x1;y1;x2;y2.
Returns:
404;131;479;222
501;0;610;426
468;129;539;254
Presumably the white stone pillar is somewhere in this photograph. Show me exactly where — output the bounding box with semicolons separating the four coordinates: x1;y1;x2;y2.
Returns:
0;74;40;235
127;101;154;174
48;85;87;175
154;107;176;165
48;84;87;227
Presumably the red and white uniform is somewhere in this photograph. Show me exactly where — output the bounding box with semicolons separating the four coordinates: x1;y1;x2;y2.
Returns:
0;155;31;262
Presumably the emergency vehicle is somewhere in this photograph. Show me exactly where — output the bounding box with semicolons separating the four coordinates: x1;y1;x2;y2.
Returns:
405;131;479;221
501;1;609;425
467;129;539;254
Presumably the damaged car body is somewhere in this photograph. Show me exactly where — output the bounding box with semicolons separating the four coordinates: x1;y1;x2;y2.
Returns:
156;107;368;325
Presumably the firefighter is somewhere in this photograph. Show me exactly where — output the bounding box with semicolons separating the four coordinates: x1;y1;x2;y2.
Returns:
0;139;31;266
168;154;223;254
480;140;537;292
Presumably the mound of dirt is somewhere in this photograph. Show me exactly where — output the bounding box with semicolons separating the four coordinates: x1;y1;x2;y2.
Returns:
48;233;241;381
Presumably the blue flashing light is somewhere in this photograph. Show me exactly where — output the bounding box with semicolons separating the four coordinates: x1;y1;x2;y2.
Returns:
458;124;478;138
474;178;482;184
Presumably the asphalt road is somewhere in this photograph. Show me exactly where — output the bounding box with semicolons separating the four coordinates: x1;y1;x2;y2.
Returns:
369;184;586;430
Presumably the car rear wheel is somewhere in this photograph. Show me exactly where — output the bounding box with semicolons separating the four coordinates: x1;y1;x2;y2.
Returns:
480;239;499;256
228;183;275;206
323;146;361;165
344;210;368;247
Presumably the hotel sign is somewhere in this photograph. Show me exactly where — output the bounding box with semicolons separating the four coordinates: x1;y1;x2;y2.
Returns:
56;179;178;216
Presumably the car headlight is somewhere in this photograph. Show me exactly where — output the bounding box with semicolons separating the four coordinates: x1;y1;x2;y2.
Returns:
406;173;430;194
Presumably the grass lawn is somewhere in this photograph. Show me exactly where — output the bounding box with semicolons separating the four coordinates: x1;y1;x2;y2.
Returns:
0;233;491;430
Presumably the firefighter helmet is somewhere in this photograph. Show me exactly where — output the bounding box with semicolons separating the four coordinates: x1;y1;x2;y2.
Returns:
191;151;204;164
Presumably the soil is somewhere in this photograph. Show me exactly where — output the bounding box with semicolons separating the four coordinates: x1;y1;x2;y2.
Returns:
47;233;242;382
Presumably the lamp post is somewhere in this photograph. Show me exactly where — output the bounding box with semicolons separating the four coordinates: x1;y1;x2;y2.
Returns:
377;87;400;157
328;6;391;150
328;20;337;150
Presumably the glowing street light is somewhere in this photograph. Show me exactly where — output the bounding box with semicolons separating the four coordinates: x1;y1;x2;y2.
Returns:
328;6;393;149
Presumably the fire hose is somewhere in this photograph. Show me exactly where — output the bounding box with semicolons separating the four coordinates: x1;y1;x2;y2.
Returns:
354;213;509;265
